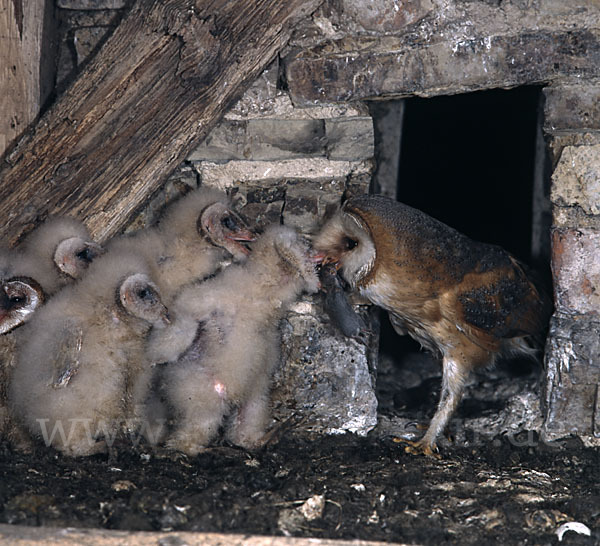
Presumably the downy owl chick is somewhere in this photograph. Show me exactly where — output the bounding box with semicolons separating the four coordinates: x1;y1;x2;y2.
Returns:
0;250;44;437
0;217;103;440
313;195;551;457
15;216;104;296
112;187;255;299
10;248;169;456
146;224;319;455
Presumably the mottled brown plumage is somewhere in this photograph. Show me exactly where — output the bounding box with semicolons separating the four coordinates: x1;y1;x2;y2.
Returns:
314;195;551;456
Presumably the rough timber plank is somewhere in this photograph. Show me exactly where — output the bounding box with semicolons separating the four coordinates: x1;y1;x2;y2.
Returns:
0;0;322;245
0;0;56;156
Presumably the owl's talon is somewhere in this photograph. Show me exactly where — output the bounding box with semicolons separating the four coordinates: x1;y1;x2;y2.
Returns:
394;437;442;459
404;421;428;431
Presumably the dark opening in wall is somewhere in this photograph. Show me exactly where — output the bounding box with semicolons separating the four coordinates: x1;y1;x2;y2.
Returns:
399;86;542;261
371;87;547;416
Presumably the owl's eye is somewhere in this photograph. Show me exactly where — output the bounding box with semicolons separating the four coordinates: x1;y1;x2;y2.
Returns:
221;216;237;231
344;237;358;250
10;295;24;304
76;247;93;263
137;287;157;303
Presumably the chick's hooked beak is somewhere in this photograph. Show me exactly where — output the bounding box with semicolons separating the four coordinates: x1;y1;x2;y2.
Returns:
310;250;342;270
159;306;171;326
223;216;256;257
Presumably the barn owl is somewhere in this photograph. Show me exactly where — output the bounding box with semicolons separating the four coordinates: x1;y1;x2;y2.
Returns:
313;195;551;456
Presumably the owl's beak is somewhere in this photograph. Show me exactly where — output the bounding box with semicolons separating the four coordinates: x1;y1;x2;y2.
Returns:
226;228;256;256
159;307;171;326
309;251;328;264
229;228;256;242
314;255;342;271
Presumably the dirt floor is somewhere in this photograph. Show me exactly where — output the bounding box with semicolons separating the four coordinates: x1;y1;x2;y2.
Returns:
0;426;598;545
1;345;599;546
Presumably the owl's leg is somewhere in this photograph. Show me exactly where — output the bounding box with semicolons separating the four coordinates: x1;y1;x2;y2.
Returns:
226;376;270;449
166;376;227;456
167;401;225;456
403;357;468;458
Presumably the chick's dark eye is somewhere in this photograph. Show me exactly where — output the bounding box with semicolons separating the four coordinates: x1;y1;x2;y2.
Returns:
344;237;358;250
76;248;92;262
221;216;237;231
9;295;24;305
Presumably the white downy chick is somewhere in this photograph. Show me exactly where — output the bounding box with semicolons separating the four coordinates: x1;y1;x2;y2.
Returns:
146;224;319;455
111;187;255;300
15;216;104;296
0;249;44;437
9;248;169;456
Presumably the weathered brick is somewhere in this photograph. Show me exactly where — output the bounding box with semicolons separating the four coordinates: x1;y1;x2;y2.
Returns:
551;144;600;218
544;82;600;133
337;0;434;33
542;313;600;444
325;117;374;161
551;228;600;315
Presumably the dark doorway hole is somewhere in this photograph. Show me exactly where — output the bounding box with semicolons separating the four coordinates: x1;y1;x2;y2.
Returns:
397;86;541;262
370;87;547;417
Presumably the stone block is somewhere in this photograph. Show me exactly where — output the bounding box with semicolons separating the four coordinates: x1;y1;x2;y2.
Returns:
190;116;373;163
73;26;114;65
542;313;600;445
551;228;600;315
544;82;600;132
189;119;327;162
272;301;379;436
547;132;600;172
325;117;374;161
551;144;600;217
197;158;373;189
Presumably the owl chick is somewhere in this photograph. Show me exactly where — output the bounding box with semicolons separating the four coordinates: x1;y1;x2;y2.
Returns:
313;195;551;457
0;250;45;437
15;216;104;296
146;224;320;455
112;187;255;299
9;248;170;456
1;217;102;441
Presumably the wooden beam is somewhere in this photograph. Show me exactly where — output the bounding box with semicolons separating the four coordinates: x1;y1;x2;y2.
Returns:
0;0;56;156
0;0;322;245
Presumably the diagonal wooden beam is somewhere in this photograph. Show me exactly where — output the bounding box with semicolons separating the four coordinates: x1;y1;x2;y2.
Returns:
0;0;322;246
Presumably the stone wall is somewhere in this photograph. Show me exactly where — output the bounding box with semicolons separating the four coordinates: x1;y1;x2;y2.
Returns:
54;0;600;443
542;83;600;445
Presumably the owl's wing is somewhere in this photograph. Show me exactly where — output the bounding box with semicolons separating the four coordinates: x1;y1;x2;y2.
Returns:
456;255;549;347
388;312;408;337
49;324;84;388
